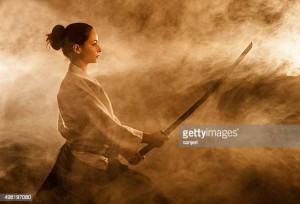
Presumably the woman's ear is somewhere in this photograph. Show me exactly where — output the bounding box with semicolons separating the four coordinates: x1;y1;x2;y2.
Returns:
72;44;81;54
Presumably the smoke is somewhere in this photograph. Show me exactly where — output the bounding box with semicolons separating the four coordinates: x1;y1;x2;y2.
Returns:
1;0;300;203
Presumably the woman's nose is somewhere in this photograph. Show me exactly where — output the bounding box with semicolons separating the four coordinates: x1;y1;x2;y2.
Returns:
98;44;101;52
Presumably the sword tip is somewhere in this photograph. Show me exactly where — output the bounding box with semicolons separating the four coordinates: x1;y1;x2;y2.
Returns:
249;42;253;48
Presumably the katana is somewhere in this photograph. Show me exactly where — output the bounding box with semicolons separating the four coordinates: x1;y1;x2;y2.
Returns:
139;42;253;157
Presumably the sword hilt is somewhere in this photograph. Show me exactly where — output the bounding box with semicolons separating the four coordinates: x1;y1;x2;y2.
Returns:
139;130;169;156
139;144;155;156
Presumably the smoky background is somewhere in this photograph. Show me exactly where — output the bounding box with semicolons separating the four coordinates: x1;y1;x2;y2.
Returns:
0;0;300;203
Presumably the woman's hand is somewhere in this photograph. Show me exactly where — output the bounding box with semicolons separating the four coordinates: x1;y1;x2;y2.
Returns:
142;130;169;148
127;152;145;165
128;130;169;165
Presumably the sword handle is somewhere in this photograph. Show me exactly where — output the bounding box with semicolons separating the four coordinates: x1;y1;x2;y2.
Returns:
139;144;155;156
139;130;168;156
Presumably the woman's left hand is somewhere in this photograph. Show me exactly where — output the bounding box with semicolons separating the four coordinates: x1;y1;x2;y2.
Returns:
127;152;145;165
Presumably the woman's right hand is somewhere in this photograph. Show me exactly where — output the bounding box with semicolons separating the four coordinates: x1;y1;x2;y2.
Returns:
142;130;169;147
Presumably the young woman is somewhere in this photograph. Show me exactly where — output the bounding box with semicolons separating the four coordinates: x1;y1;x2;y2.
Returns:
33;23;170;204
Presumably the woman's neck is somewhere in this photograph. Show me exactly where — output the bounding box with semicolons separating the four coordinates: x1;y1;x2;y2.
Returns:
70;59;88;72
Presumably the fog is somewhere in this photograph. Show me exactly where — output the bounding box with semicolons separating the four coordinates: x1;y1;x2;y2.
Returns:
0;0;300;203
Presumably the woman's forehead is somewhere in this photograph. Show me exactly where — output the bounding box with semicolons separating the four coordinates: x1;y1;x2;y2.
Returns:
88;29;98;41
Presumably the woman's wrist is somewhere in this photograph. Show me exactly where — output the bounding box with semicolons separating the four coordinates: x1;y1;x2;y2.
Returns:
142;132;152;143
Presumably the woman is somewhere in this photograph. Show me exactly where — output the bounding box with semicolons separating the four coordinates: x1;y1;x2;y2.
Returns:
33;23;170;204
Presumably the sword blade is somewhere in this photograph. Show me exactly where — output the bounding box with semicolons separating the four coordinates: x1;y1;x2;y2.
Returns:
139;42;253;156
164;42;252;135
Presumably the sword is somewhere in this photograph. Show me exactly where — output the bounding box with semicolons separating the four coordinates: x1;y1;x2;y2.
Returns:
128;42;253;164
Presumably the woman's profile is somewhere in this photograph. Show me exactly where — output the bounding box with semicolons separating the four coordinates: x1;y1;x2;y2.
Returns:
33;22;170;204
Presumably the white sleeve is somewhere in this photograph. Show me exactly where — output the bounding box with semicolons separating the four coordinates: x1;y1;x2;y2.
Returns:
112;115;143;139
80;89;143;160
57;111;73;142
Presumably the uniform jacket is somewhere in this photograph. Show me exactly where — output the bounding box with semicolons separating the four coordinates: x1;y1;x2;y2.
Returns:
57;64;143;170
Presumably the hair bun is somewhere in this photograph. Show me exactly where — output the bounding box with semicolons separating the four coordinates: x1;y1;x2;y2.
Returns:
46;25;66;50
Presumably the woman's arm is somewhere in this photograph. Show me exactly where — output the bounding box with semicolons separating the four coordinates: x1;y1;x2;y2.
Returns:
80;91;143;161
58;112;73;141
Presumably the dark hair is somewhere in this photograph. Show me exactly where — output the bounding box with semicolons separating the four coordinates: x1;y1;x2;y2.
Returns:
46;23;93;58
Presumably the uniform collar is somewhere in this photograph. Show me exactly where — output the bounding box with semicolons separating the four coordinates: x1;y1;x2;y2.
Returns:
68;63;88;77
68;63;100;85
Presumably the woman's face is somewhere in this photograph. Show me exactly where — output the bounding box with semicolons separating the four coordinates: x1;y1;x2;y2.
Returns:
78;29;101;64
